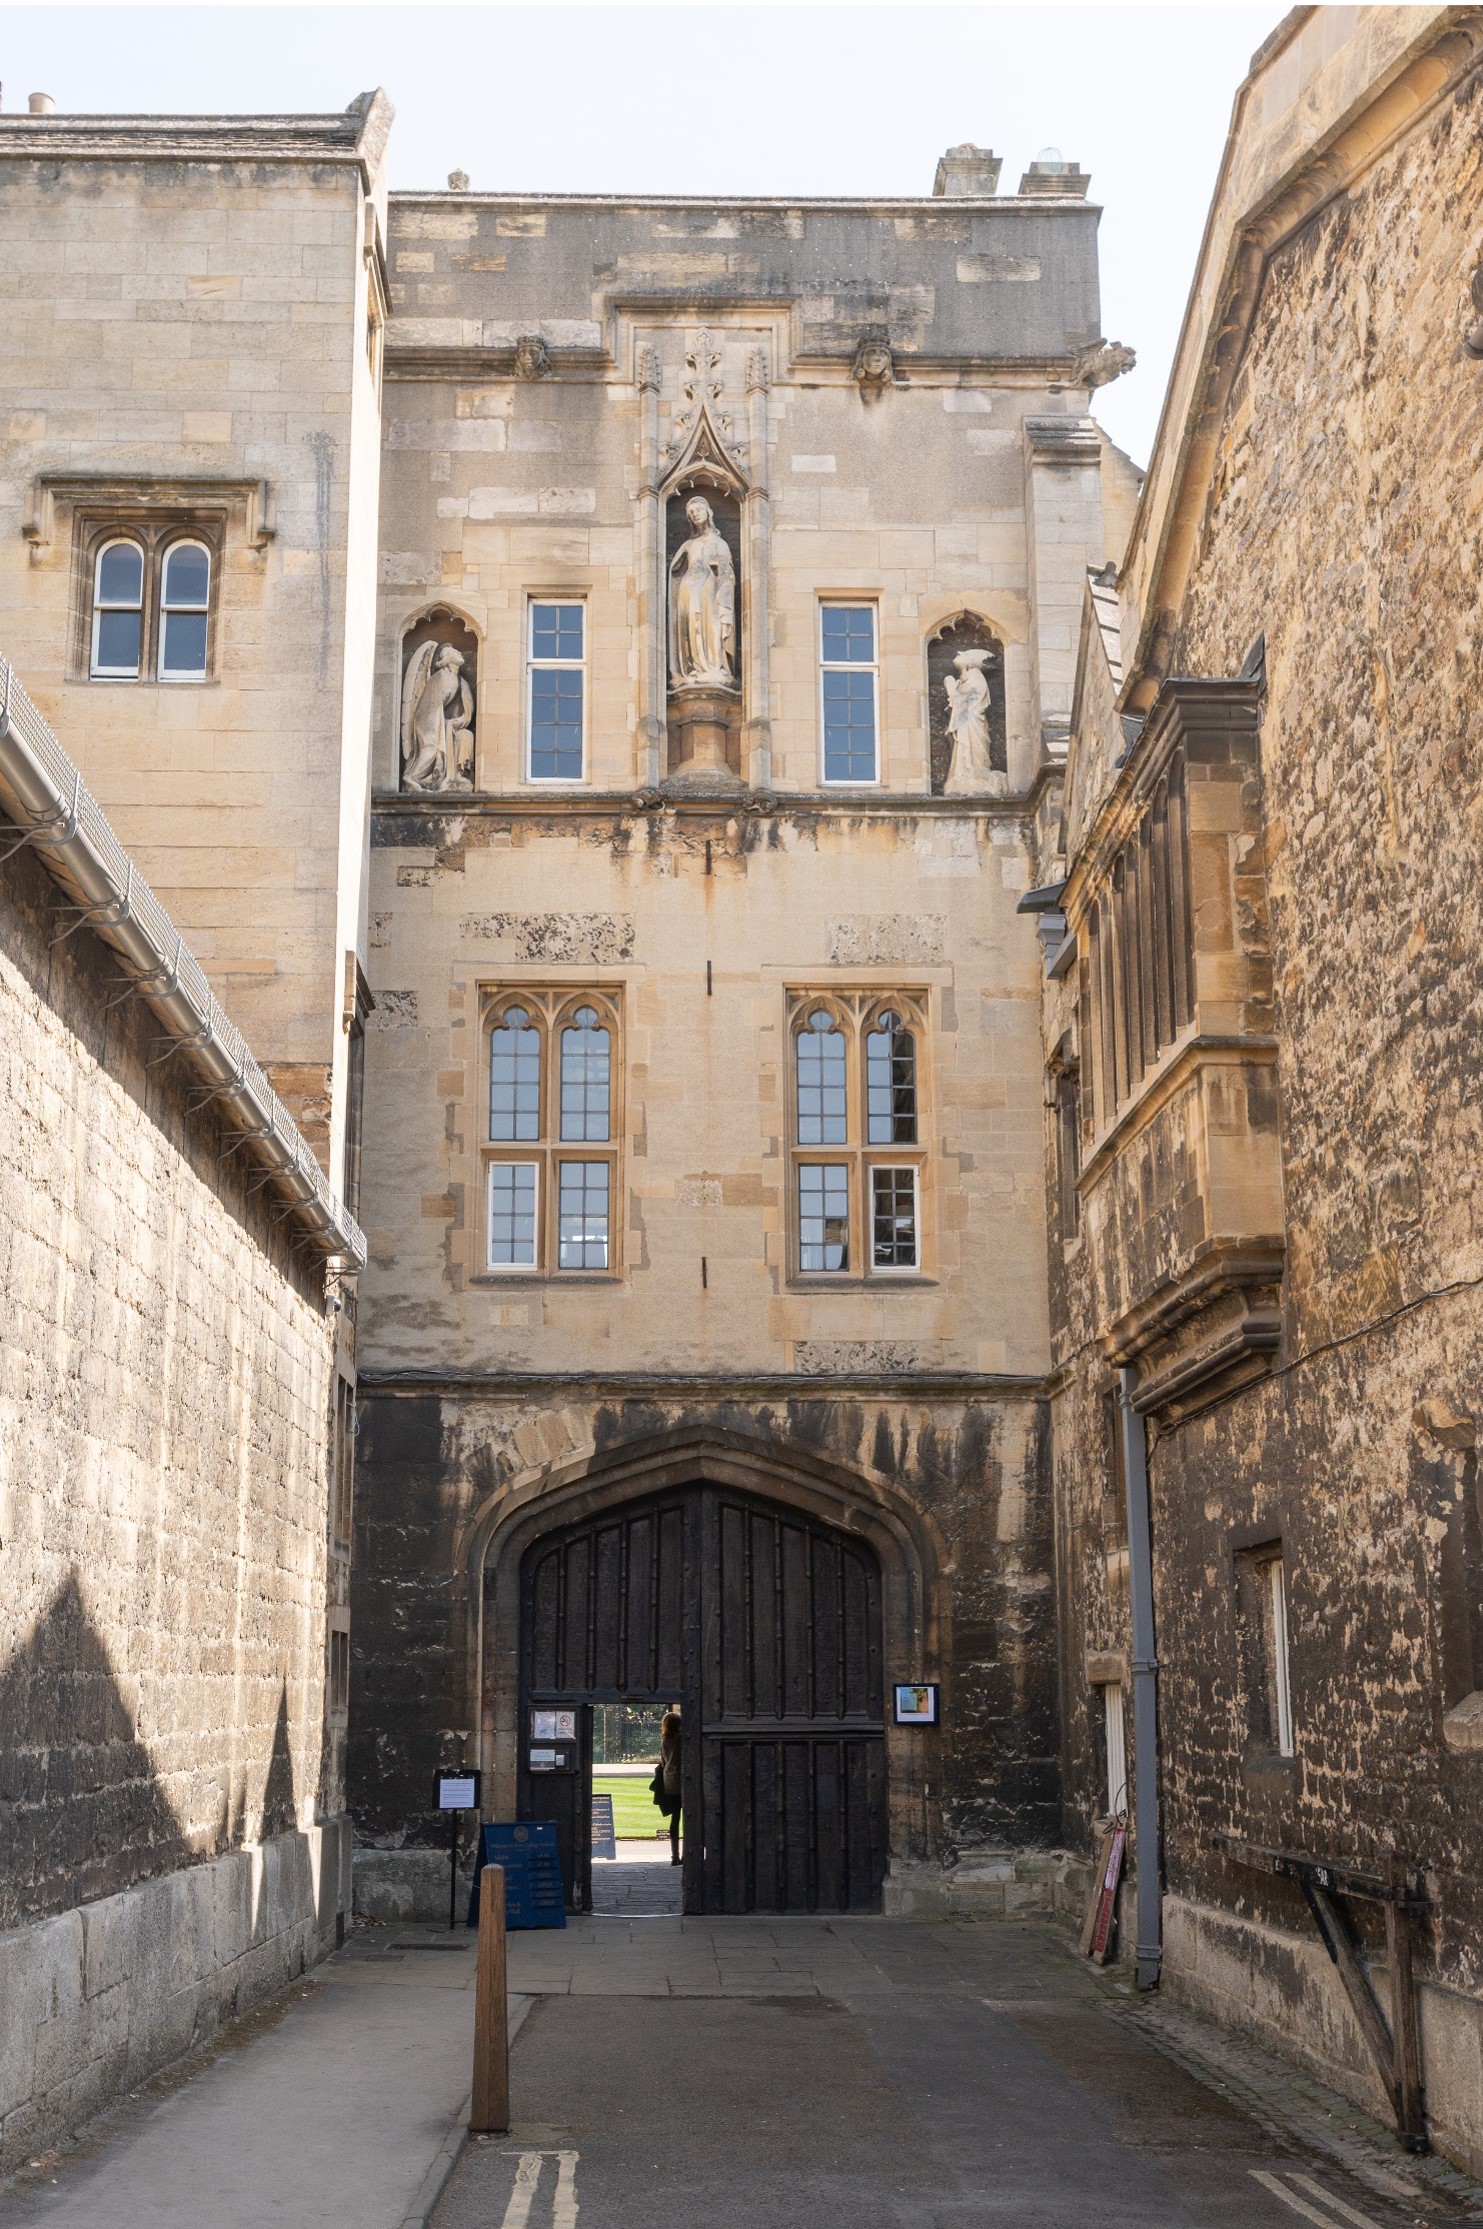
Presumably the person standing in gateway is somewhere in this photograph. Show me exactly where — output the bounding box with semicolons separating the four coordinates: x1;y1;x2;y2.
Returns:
660;1708;683;1865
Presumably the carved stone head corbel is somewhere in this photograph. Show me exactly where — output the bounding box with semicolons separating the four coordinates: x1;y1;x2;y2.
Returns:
513;333;551;381
851;336;895;400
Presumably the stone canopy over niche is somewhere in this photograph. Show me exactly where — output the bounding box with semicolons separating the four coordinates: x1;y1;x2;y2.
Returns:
928;615;1007;794
400;607;478;793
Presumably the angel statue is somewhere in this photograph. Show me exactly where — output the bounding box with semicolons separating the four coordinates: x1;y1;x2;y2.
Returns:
668;495;736;689
943;647;995;793
401;640;474;792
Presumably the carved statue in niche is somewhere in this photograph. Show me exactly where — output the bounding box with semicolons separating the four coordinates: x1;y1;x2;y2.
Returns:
401;617;477;791
943;650;994;791
927;616;1006;793
668;493;736;689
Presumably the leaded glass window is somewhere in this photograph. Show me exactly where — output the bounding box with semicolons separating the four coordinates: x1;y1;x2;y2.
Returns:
799;1164;850;1273
490;1007;541;1140
870;1165;919;1270
489;1162;539;1267
558;1160;610;1270
820;604;878;784
866;1011;917;1143
559;1006;610;1141
796;1009;847;1144
528;601;585;781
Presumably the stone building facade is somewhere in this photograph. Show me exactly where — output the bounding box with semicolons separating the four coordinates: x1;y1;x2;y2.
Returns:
1042;4;1483;2180
351;163;1140;1917
0;660;362;2171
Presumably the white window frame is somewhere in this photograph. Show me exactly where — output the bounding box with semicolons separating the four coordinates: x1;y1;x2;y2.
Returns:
818;600;880;788
525;597;588;785
157;538;212;685
869;1163;920;1275
1269;1557;1294;1757
487;1158;541;1272
90;537;145;681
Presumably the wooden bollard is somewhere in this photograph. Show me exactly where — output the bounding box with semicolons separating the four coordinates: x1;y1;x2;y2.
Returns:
470;1863;510;2134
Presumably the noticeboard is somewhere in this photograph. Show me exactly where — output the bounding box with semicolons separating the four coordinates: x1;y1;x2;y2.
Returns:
435;1768;482;1811
591;1792;616;1861
469;1821;567;1931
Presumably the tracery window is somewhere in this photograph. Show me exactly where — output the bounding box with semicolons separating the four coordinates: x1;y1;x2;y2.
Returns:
483;989;620;1274
789;992;928;1277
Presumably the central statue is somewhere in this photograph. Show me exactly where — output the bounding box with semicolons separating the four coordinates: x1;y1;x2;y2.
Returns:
668;494;736;689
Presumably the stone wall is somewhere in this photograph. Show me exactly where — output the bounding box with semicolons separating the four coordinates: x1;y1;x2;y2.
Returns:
0;828;345;2168
1047;30;1483;2176
0;100;389;1186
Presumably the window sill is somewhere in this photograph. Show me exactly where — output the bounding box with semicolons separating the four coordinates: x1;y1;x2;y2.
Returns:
786;1274;938;1292
471;1272;620;1287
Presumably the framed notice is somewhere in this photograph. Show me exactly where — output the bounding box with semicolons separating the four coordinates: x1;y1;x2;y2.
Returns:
892;1683;940;1726
530;1709;576;1741
435;1769;481;1811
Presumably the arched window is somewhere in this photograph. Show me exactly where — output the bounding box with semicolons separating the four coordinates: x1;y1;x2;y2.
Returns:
865;1010;917;1143
796;1009;847;1144
91;539;144;679
159;540;211;680
559;1005;610;1141
490;1007;541;1140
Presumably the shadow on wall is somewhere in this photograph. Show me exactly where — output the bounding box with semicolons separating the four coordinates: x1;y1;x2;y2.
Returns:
0;1571;300;1927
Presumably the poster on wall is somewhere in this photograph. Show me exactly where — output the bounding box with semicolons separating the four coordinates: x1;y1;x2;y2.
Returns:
892;1683;940;1725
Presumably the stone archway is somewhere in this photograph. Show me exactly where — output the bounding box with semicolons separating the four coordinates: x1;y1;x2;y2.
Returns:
461;1425;950;1882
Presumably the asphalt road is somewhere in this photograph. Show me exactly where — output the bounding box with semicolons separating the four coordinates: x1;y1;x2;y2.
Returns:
434;1919;1454;2229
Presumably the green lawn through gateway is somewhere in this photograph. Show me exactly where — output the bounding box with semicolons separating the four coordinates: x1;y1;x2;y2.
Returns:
593;1769;670;1840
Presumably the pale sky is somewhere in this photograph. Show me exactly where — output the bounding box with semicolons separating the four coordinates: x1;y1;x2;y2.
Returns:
1;3;1276;463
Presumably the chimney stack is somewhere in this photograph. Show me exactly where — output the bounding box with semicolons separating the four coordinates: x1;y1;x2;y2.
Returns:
932;144;1001;199
28;92;57;115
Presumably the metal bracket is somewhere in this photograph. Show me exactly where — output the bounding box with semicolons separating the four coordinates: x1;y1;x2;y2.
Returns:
50;860;137;947
0;765;83;866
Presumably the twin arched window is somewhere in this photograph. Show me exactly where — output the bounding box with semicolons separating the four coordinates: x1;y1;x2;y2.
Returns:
90;537;211;682
791;998;925;1275
487;995;618;1273
490;1002;611;1144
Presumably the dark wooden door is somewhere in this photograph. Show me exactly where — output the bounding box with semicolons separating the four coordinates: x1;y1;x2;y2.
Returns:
698;1489;886;1914
518;1485;885;1914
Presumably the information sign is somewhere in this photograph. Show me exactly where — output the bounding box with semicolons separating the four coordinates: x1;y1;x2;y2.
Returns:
591;1792;616;1861
892;1683;940;1726
436;1770;480;1811
469;1822;567;1931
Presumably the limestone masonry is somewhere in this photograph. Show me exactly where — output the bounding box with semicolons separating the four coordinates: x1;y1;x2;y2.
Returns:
4;3;1483;2186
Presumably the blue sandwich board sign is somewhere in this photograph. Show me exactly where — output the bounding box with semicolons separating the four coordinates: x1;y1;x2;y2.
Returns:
468;1821;566;1930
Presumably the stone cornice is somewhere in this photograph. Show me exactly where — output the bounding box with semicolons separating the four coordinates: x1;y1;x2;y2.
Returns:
370;786;1035;828
388;190;1100;218
0;89;394;187
356;1367;1049;1401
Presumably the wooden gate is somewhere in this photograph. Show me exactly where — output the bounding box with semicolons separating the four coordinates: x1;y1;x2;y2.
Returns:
518;1485;886;1914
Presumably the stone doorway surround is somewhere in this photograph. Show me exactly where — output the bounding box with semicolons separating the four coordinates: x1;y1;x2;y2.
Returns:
464;1425;949;1883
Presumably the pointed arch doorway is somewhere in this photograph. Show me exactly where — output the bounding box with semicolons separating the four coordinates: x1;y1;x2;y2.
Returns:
517;1482;887;1916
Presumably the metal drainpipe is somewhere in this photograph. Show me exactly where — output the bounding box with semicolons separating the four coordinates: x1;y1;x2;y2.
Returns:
1118;1364;1163;1989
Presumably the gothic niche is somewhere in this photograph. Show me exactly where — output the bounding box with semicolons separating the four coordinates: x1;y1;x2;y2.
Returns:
928;614;1007;794
400;607;478;793
662;328;747;784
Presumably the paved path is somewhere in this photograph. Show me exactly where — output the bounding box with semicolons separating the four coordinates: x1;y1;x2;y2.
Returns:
3;1926;514;2229
8;1915;1477;2229
589;1839;681;1917
443;1918;1479;2229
